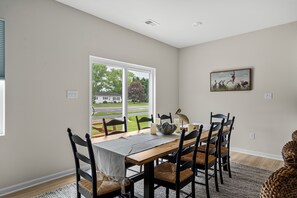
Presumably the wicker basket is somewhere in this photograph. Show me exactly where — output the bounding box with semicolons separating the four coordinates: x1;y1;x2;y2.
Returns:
260;166;297;198
292;130;297;141
282;141;297;168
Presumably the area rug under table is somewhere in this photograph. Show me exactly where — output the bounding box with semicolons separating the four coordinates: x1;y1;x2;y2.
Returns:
35;162;271;198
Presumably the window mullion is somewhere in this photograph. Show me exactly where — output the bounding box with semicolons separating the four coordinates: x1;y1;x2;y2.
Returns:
122;67;128;125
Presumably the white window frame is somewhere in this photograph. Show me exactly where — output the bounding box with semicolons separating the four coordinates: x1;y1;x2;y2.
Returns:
0;79;4;136
0;18;5;136
89;56;156;133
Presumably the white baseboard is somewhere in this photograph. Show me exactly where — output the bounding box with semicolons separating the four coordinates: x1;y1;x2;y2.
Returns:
0;168;75;197
231;147;283;161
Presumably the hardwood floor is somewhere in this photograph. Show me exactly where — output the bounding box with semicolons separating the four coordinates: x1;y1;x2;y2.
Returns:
4;152;284;198
231;151;283;172
3;175;76;198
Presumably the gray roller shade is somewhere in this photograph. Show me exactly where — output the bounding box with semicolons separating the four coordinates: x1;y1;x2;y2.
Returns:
0;20;4;78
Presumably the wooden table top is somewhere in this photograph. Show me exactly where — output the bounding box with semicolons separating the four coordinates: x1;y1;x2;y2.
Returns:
92;128;223;165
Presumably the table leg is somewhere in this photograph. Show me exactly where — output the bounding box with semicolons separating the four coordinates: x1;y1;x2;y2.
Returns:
144;161;154;198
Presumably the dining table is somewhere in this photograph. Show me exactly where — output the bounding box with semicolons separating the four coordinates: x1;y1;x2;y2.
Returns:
92;126;224;198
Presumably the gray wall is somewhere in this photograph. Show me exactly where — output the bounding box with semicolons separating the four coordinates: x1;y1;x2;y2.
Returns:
0;0;178;188
179;22;297;157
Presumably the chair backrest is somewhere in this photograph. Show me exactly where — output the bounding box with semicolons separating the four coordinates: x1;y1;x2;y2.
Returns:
103;117;127;136
67;128;97;196
220;116;235;151
175;126;203;183
205;119;224;158
136;114;154;130
210;112;230;125
158;113;173;123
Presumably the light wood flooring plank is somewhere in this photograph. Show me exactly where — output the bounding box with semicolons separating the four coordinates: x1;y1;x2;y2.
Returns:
3;175;75;198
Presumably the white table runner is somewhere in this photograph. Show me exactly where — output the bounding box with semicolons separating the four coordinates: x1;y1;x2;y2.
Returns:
93;133;179;180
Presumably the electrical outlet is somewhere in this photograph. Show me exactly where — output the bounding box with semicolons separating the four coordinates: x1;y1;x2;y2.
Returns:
249;133;255;140
264;92;273;100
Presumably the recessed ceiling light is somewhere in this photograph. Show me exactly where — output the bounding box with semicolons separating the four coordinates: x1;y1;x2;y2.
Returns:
145;19;160;27
192;21;202;27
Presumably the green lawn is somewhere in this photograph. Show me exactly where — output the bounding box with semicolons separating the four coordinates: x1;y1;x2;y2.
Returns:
127;115;149;131
93;102;148;107
92;114;149;136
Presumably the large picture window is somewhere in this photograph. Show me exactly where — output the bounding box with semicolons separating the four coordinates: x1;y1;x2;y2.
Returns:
89;56;155;137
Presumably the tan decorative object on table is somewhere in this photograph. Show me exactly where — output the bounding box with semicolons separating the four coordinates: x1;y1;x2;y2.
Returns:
174;118;181;133
175;108;190;124
188;124;194;132
188;123;199;132
292;130;297;141
175;108;190;131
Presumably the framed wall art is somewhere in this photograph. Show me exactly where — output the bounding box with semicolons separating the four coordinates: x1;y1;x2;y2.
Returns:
210;68;251;92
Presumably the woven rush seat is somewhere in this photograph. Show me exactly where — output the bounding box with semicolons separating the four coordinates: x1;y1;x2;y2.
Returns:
182;152;216;165
282;141;297;168
260;166;297;198
79;172;126;196
197;144;228;155
154;162;193;183
292;130;297;141
197;144;216;154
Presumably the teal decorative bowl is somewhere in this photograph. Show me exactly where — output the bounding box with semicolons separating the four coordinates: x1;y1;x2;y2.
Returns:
157;122;177;135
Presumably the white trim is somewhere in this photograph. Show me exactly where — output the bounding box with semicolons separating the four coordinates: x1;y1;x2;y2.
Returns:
89;56;154;71
0;80;4;136
0;168;75;197
231;147;282;161
122;67;128;126
89;56;93;133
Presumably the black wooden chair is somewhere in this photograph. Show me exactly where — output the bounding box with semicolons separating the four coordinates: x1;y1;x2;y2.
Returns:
67;128;134;198
154;126;203;198
182;121;224;198
210;112;230;125
217;116;235;184
158;113;173;123
103;117;127;136
136;114;154;130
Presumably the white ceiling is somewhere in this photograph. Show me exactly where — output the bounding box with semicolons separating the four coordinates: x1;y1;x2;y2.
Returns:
56;0;297;48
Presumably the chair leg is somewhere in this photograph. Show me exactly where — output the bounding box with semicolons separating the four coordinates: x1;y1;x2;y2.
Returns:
191;176;195;198
176;187;180;198
166;187;169;198
219;157;224;184
130;180;134;198
205;167;210;198
77;186;81;198
214;161;219;192
227;155;232;178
